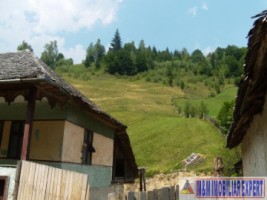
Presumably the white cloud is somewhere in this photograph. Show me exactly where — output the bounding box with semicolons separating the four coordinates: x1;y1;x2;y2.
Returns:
202;46;214;56
202;2;208;11
188;6;198;16
0;0;122;63
62;44;86;64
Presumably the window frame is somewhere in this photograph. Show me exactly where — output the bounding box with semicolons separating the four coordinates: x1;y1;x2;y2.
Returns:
82;129;95;165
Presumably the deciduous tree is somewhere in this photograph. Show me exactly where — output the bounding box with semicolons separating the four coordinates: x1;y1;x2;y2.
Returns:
17;40;33;52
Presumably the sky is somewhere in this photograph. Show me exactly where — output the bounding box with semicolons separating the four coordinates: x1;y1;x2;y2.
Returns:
0;0;266;64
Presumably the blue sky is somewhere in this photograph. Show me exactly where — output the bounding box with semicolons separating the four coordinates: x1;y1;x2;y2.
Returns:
0;0;266;63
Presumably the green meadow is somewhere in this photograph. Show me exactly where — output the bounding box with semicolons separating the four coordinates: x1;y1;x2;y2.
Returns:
62;73;239;175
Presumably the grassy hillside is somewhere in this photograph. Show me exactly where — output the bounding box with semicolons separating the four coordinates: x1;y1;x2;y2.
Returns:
61;72;239;175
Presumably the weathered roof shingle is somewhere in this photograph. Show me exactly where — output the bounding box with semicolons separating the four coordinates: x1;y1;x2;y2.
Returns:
227;10;267;148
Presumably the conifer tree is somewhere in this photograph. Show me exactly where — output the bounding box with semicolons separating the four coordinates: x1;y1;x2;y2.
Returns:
109;29;122;52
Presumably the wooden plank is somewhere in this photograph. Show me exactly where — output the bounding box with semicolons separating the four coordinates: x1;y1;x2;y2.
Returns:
147;191;154;200
35;162;44;200
27;161;36;200
170;186;175;200
158;187;170;200
38;163;46;200
140;191;147;200
175;185;179;200
81;174;88;200
40;164;49;200
23;161;31;200
55;168;62;200
44;166;54;200
31;162;40;200
127;191;135;200
70;172;81;200
68;171;74;199
17;161;27;200
134;192;140;200
13;161;22;200
60;169;67;199
85;184;90;200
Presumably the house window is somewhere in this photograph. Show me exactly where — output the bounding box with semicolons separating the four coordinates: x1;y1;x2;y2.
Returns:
115;159;125;178
7;121;24;159
0;121;3;147
0;176;9;200
82;130;95;164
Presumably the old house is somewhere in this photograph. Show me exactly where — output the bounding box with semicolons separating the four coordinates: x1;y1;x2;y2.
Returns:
227;10;267;176
0;50;138;199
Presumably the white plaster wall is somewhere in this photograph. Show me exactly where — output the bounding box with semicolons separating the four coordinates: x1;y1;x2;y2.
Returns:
0;167;17;200
241;94;267;176
92;133;113;167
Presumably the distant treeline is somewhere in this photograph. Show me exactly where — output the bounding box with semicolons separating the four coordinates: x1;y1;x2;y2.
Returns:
17;29;247;81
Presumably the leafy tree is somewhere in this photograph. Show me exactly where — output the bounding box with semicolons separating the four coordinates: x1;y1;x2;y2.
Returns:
180;81;185;90
135;51;148;73
138;40;146;52
173;50;182;60
181;48;190;61
94;39;105;68
166;64;174;86
217;100;235;133
105;49;136;75
198;102;209;119
84;43;95;68
40;41;60;69
17;40;33;52
191;49;205;64
84;39;106;68
109;29;122;52
184;102;197;118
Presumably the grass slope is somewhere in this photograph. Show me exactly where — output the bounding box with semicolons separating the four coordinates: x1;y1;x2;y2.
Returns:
62;73;238;175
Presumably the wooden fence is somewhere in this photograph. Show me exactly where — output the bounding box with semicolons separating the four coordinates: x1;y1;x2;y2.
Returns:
15;161;89;200
108;185;179;200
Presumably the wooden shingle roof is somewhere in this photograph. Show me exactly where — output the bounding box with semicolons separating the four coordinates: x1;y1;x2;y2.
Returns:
227;10;267;148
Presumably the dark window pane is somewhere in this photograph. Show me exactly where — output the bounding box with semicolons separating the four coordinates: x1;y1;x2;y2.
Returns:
7;121;24;159
0;121;3;147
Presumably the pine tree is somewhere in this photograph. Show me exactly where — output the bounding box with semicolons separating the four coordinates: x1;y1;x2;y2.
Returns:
109;29;122;52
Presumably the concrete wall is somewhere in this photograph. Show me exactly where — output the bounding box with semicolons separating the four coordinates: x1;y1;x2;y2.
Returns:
0;166;17;200
92;133;114;167
241;94;267;176
30;121;65;161
61;121;84;163
66;105;115;140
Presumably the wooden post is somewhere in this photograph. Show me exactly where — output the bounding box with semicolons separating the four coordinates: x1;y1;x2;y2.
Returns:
139;169;143;191
21;87;37;160
143;169;146;192
139;168;146;192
